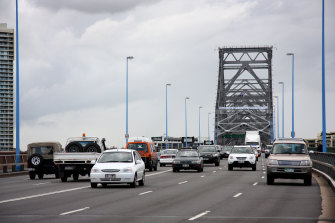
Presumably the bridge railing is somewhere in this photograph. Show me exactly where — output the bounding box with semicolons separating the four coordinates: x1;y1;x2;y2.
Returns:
310;152;335;182
0;154;28;173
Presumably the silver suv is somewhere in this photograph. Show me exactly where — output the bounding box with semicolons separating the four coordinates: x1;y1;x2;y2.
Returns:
266;138;312;185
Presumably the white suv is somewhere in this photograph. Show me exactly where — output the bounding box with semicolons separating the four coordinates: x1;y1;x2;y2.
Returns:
228;146;257;171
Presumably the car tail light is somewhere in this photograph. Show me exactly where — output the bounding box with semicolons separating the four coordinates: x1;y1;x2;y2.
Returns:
160;156;167;159
172;156;175;158
148;154;152;161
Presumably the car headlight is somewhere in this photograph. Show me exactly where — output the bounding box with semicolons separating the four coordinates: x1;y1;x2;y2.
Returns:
229;155;234;159
192;160;201;164
173;160;180;164
300;160;311;166
249;155;255;159
213;154;218;157
91;168;100;173
122;167;133;173
268;159;278;165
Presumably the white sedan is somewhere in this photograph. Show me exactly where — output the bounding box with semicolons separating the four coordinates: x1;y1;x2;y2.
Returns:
90;149;145;188
160;149;178;166
228;146;257;171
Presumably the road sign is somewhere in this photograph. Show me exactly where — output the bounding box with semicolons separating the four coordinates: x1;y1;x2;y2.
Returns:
125;133;129;139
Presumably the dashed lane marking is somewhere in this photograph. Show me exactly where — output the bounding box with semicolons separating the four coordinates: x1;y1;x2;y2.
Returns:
139;191;153;196
253;182;258;186
60;207;90;216
146;169;171;177
233;193;243;198
189;210;211;221
178;181;188;185
33;182;51;186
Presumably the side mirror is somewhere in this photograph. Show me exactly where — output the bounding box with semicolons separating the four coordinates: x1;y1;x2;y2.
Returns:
309;150;314;154
91;160;96;164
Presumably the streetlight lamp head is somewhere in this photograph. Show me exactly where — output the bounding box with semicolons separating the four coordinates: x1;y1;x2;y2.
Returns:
185;97;190;100
127;56;134;60
278;81;284;84
166;83;171;86
286;53;294;56
199;106;203;109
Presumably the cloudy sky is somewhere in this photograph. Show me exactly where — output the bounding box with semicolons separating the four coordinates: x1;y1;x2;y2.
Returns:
1;0;334;150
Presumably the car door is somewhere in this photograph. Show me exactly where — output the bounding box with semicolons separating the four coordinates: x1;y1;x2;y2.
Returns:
134;151;145;179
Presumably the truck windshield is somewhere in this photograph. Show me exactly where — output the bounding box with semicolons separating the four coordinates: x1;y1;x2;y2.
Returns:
127;143;148;152
31;146;53;155
272;144;307;154
231;147;253;154
99;152;133;163
198;147;216;152
77;141;94;147
246;142;259;145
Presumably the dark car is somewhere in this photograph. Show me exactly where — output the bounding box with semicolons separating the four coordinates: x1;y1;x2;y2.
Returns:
265;145;272;158
197;145;220;166
220;146;232;158
172;149;204;172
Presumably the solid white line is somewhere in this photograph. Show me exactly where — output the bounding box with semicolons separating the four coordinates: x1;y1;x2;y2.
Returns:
219;168;222;170
261;176;265;179
263;172;266;174
0;186;89;204
253;182;258;186
60;207;90;216
233;193;243;198
178;181;188;185
189;210;210;221
213;171;216;173
200;175;205;178
33;182;50;186
139;191;153;196
146;169;171;177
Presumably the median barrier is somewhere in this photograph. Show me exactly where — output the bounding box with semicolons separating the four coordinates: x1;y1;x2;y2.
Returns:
310;152;335;192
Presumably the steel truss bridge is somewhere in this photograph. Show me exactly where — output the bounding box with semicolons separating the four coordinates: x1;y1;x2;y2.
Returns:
215;47;273;146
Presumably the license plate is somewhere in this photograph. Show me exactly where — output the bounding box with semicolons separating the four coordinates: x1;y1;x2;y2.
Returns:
105;174;115;179
284;168;294;173
65;166;74;170
27;168;34;171
182;164;189;167
238;161;244;163
203;158;209;160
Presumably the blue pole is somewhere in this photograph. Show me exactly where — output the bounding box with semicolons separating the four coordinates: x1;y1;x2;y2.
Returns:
273;104;276;139
15;0;20;171
279;82;285;138
322;0;326;152
185;97;189;147
165;84;171;150
208;113;210;142
287;53;295;138
198;106;202;146
126;56;134;145
276;97;279;139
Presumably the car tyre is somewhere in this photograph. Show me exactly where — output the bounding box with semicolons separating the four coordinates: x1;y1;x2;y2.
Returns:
267;175;274;185
228;164;233;171
160;163;165;167
55;171;60;179
38;172;44;179
153;162;158;171
65;142;83;153
29;171;36;180
84;143;101;153
139;172;145;186
215;160;220;166
304;175;312;186
29;153;43;168
91;183;97;188
73;173;79;181
101;183;107;188
252;164;256;171
148;162;153;172
61;176;68;182
130;174;137;188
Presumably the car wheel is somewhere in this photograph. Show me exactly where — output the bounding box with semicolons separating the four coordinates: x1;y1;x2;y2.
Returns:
130;174;137;188
61;176;68;182
38;172;44;179
73;173;79;181
215;160;220;166
101;183;107;188
304;175;312;186
55;170;60;179
252;164;256;171
148;163;153;172
29;153;43;168
139;172;145;186
65;142;83;152
153;162;158;171
84;143;101;153
228;164;233;171
267;175;274;185
91;183;97;188
29;171;36;180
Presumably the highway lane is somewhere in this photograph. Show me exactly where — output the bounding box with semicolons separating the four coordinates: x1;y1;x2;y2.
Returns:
0;157;327;223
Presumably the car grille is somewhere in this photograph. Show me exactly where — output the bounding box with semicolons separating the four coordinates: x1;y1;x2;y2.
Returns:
275;168;307;173
100;178;121;181
180;161;192;164
101;169;120;172
236;157;247;160
278;160;301;166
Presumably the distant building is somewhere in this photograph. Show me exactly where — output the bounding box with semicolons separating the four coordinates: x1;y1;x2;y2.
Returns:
304;131;335;148
0;23;14;151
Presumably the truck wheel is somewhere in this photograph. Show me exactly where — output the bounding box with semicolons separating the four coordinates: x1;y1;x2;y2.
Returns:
84;143;101;153
304;175;312;186
267;175;274;185
55;171;60;179
29;153;43;168
91;183;97;188
65;142;83;152
38;173;44;179
29;171;36;180
61;176;68;182
73;173;79;181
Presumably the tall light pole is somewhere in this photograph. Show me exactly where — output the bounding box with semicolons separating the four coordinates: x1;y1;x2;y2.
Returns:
198;106;202;146
274;96;279;139
322;0;327;152
165;83;171;150
185;97;190;147
278;82;285;138
287;53;295;138
15;0;20;170
208;112;211;142
273;104;276;140
126;56;134;144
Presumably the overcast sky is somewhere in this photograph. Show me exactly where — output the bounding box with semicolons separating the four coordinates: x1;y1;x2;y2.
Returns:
1;0;334;150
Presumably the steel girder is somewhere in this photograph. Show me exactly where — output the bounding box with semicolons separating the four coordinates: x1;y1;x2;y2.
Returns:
215;47;273;146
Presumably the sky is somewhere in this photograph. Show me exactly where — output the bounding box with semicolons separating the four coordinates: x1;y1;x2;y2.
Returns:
0;0;334;150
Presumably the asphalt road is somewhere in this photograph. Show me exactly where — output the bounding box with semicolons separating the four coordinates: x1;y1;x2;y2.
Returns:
0;157;330;223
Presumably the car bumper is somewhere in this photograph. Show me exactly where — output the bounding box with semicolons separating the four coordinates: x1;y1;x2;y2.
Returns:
267;166;312;179
160;158;174;164
90;172;135;183
229;160;255;167
201;157;218;163
172;163;202;170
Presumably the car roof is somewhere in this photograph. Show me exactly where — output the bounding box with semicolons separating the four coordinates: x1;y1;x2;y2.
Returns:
233;145;251;147
273;138;306;144
104;149;133;153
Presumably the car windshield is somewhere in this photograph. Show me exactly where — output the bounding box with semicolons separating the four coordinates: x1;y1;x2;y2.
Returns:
98;152;133;163
221;147;232;151
177;150;199;157
31;146;53;155
127;143;148;152
231;147;253;154
272;143;307;154
198;146;216;152
161;149;178;155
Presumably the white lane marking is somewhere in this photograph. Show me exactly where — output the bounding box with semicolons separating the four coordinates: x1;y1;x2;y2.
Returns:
233;193;243;198
261;176;265;179
0;186;89;204
146;169;171;177
33;182;50;186
253;182;258;186
139;191;153;196
219;168;222;170
201;175;205;178
213;171;216;173
263;172;266;174
178;181;188;185
189;210;210;221
60;207;90;216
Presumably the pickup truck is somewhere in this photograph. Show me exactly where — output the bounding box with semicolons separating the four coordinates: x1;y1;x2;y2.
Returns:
53;134;106;182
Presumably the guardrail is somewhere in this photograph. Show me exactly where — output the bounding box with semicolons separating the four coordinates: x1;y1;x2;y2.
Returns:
0;154;28;173
310;152;335;182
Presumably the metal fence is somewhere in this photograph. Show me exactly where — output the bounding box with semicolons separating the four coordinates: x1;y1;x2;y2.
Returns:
310;152;335;182
0;154;28;173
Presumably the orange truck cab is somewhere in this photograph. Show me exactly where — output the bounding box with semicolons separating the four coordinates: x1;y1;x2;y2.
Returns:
126;137;158;171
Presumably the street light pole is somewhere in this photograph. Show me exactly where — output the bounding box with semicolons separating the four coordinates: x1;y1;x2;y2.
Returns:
278;82;285;138
287;53;295;138
185;97;190;148
126;56;134;145
15;0;20;170
208;113;211;142
198;106;202;146
274;96;279;139
165;84;171;150
322;0;327;152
